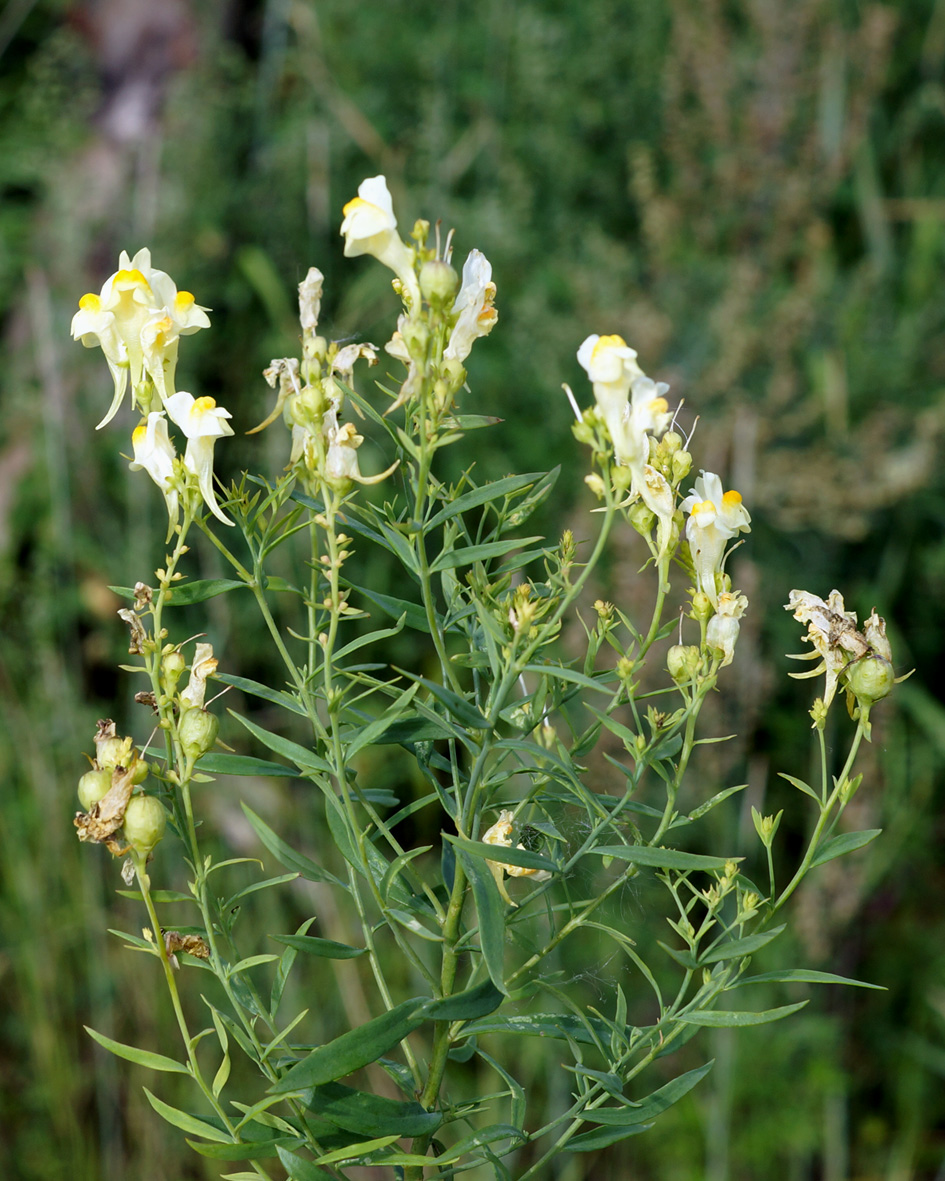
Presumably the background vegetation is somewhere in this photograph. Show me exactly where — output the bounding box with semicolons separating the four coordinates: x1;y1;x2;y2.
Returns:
1;0;944;1177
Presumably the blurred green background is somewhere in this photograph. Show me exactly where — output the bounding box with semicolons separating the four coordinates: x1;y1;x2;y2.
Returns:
2;0;944;1177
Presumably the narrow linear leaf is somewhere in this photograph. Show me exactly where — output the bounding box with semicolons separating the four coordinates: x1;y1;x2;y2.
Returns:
778;772;820;801
461;1013;613;1045
214;673;306;716
312;1134;399;1167
142;1088;231;1142
229;710;331;775
421;980;505;1021
447;834;556;874
303;1081;442;1138
528;664;613;695
699;924;786;965
736;969;885;990
276;1145;333;1179
429;536;543;573
595;846;738;872
394;668;490;729
426;473;548;531
456;849;509;996
577;1060;715;1128
270;934;366;960
85;1027;190;1074
345;583;437;634
241;804;347;889
187;1137;297;1160
269;998;429;1093
680;1000;809;1027
811;829;882;868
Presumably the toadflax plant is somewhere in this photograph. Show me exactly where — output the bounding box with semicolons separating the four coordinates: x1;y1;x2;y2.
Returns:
69;175;903;1179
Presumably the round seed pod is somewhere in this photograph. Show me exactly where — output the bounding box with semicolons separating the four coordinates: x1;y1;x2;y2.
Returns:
122;795;167;856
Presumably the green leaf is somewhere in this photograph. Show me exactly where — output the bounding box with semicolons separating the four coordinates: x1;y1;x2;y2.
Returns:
345;683;419;758
566;1060;714;1150
811;828;882;868
679;1000;809;1027
343;583;437;634
462;1013;614;1045
594;846;738;872
393;668;490;729
196;753;302;779
214;673;306;716
304;1081;441;1138
686;784;748;821
421;980;505;1021
276;1146;333;1179
699;924;786;965
736;969;885;990
269;998;429;1092
426;473;549;531
429;536;543;573
269;934;366;959
186;1138;297;1160
778;772;820;801
110;579;247;605
312;1134;400;1167
333;617;407;661
85;1027;190;1074
455;849;509;995
241;804;348;889
526;663;613;696
143;1088;231;1141
447;835;557;875
229;710;331;774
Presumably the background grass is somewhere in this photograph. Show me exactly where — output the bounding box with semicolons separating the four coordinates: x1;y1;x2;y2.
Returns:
1;0;944;1177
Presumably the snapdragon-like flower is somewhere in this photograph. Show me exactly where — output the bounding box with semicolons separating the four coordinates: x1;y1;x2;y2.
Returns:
130;413;179;533
340;175;421;308
482;809;552;906
324;416;399;489
444;249;498;362
165;391;234;525
785;589;873;710
577;334;678;555
681;471;751;607
180;642;218;711
71;248;210;427
706;591;749;667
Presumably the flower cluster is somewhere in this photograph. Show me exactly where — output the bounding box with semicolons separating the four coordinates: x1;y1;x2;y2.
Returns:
785;589;901;731
574;335;752;669
72;249;233;529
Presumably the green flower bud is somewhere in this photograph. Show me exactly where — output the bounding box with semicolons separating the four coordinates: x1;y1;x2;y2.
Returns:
400;319;430;358
627;501;656;536
671;449;693;484
439;358;466;391
845;655;895;705
161;650;186;690
178;708;219;760
667;644;701;684
78;768;113;812
661;431;683;456
419;259;460;306
122;795;167;856
131;758;150;785
689;591;713;623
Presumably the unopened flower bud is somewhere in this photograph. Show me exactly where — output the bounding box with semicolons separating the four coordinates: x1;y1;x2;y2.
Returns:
845;655;895;705
667;644;701;684
419;259;460;306
400;319;429;358
162;650;186;688
78;768;113;812
584;473;606;497
671;449;693;484
178;708;219;760
611;465;633;492
122;795;167;856
689;591;713;623
627;501;656;536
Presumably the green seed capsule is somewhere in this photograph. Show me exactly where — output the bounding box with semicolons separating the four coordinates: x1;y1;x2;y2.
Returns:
78;768;113;811
122;795;167;855
178;708;219;760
